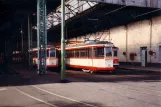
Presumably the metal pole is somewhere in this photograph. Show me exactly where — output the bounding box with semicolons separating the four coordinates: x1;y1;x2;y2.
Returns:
21;24;23;53
28;15;30;68
61;0;66;81
28;15;33;69
44;0;47;73
37;0;40;74
37;0;47;74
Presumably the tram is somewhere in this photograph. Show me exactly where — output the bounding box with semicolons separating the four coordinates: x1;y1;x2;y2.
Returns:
31;46;60;69
12;51;23;63
65;40;119;73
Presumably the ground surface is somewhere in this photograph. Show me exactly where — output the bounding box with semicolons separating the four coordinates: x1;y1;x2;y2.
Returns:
0;67;161;107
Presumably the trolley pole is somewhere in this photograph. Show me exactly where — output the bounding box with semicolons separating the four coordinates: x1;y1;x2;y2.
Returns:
61;0;66;81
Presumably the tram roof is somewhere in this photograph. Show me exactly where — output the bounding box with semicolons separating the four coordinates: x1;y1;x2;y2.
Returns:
66;41;115;49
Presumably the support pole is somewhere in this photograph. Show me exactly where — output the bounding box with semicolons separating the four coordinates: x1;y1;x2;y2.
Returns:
61;0;66;81
28;15;33;70
37;0;47;74
21;24;24;53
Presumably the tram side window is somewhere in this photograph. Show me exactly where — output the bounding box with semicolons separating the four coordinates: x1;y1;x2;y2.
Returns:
67;50;74;57
72;50;75;57
32;50;49;57
94;47;104;57
47;50;49;57
105;47;112;57
66;51;69;58
80;49;87;57
32;51;38;57
66;50;71;58
88;48;92;57
86;48;89;57
75;50;79;57
69;50;72;57
50;49;55;57
66;50;69;57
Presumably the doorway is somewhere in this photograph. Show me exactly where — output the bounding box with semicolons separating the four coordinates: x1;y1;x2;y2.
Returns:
140;47;147;67
159;46;161;61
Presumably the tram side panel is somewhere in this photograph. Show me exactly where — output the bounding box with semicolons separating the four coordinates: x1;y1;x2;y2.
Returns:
32;48;60;70
66;45;118;72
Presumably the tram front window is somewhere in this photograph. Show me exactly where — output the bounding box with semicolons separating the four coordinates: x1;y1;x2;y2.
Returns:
32;51;37;57
113;50;118;57
50;49;56;57
105;47;112;57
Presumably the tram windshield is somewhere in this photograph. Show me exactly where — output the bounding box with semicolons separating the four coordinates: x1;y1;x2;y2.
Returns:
113;50;118;57
32;50;50;57
50;49;56;57
105;47;112;57
32;51;37;58
113;47;118;57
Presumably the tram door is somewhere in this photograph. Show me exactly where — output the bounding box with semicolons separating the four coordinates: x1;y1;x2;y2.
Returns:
140;47;147;67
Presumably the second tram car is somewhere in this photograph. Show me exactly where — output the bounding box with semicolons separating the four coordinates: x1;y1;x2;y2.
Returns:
12;51;23;63
31;46;60;69
66;41;119;73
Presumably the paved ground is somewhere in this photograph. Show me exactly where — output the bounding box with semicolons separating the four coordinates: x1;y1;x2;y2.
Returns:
0;66;161;107
119;65;161;72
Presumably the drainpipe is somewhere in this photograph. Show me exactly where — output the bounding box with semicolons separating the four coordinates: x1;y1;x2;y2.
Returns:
150;19;152;63
125;25;128;62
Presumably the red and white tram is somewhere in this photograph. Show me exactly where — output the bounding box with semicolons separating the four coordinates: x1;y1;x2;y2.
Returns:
66;41;119;73
31;46;60;69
